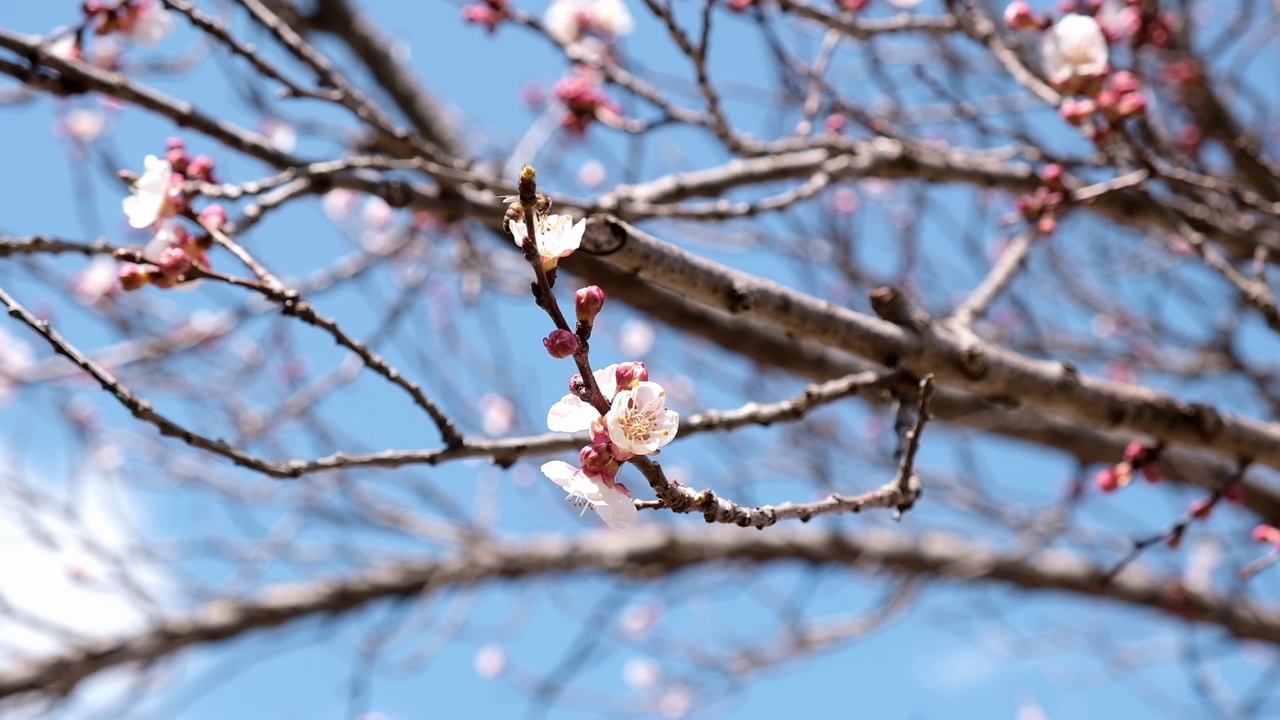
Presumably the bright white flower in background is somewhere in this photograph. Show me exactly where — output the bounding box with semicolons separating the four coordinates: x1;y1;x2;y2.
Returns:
509;213;586;267
122;155;172;229
321;188;357;221
547;363;619;432
125;0;175;47
1042;13;1108;85
474;644;508;678
619;319;655;356
623;657;662;689
478;393;515;436
540;460;636;529
61;107;106;144
605;381;678;456
545;0;634;45
72;256;119;305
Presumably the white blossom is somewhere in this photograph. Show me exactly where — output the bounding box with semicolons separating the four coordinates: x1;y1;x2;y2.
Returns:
605;381;679;456
547;363;619;432
126;1;176;47
540;460;636;529
122;155;173;229
1042;13;1108;85
545;0;634;46
509;212;586;266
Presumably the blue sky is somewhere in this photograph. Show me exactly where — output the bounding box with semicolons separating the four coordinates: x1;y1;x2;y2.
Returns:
1;1;1278;718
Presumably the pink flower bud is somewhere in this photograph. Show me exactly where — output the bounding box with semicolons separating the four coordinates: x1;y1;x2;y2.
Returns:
1036;215;1057;235
165;145;189;175
186;154;216;182
1040;163;1065;188
1002;1;1039;31
543;329;580;358
1059;98;1095;126
199;204;227;232
1115;91;1147;118
1123;441;1146;462
1095;466;1120;493
614;361;648;390
117;263;150;291
575;285;606;323
1252;524;1280;546
156;246;192;275
1189;497;1213;520
824;114;847;134
1108;70;1139;95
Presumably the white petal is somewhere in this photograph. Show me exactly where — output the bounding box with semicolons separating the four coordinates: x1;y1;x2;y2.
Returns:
547;394;598;432
540;460;579;490
593;363;619;399
593;486;637;529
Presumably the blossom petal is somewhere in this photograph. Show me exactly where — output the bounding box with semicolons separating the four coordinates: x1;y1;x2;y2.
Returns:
540;460;579;489
547;394;597;432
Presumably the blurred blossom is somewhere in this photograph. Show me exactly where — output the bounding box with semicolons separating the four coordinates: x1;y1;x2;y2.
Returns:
1042;14;1108;85
619;319;655;356
361;229;399;254
362;196;394;229
578;159;607;188
474;644;508;678
619;602;663;639
478;393;515;436
887;0;922;7
61;107;106;144
123;0;176;47
1091;314;1117;338
72;256;119;305
62;549;101;584
623;657;661;689
1183;538;1223;594
260;117;297;153
46;30;80;61
830;187;860;215
545;0;634;46
91;441;124;472
657;686;692;718
322;189;358;221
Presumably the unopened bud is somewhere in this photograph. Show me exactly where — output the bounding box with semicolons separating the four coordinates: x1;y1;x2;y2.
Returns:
117;264;150;291
1003;0;1039;31
614;361;648;390
543;328;579;358
199;204;227;232
186;154;216;182
575;285;606;323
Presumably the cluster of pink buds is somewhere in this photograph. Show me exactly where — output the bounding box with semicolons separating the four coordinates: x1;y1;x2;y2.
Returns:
462;0;509;33
117;139;225;291
554;71;620;135
1015;164;1066;235
1095;441;1162;493
84;0;174;47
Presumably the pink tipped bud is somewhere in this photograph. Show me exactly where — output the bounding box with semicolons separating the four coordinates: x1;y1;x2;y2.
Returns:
155;246;192;275
1002;1;1039;31
1189;497;1213;520
1059;99;1095;126
186;155;216;182
824;114;847;135
575;285;606;323
165;145;189;174
1036;215;1057;235
1123;441;1146;462
1095;467;1120;493
1115;91;1147;118
199;204;227;232
1040;163;1065;189
1252;524;1280;546
543;329;579;359
614;361;648;390
117;264;151;291
1108;70;1140;95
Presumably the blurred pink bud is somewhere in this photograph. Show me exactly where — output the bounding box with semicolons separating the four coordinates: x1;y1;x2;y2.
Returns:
156;245;191;275
117;264;150;291
1003;1;1039;31
1059;98;1095;126
1095;466;1120;493
1189;497;1213;520
1040;163;1065;188
199;204;227;231
186;154;216;182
